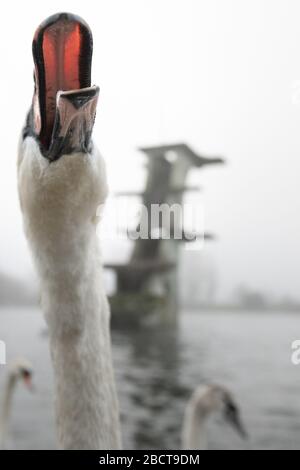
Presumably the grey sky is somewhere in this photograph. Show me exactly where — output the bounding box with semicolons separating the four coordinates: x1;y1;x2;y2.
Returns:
0;0;299;301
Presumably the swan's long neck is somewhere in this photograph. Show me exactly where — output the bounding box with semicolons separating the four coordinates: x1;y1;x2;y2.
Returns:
39;232;121;449
0;375;16;448
18;13;122;450
182;402;208;450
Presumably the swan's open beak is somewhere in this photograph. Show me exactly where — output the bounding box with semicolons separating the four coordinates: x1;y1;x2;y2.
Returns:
24;12;99;161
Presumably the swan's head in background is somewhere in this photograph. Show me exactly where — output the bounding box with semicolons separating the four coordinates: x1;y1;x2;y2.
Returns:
182;384;247;449
195;384;247;437
212;385;247;438
8;358;34;392
0;359;34;449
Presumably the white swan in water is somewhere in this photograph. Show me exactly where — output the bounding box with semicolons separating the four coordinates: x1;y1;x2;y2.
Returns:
182;384;247;450
18;13;121;449
0;359;33;449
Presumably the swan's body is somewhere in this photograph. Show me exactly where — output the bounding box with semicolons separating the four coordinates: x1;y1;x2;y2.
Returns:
18;13;121;449
182;385;246;450
0;359;33;449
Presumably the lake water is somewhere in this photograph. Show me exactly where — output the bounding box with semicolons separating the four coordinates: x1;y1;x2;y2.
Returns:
0;307;300;450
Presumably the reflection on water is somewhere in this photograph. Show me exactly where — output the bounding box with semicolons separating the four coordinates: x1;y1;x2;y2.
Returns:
0;308;300;450
114;324;190;450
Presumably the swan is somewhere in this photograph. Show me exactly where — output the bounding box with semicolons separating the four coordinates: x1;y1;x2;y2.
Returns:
18;13;121;449
0;358;33;449
182;384;247;450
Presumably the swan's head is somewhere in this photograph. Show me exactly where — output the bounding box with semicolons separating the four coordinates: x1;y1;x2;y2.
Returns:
18;13;108;258
193;384;247;439
8;358;34;391
23;12;99;162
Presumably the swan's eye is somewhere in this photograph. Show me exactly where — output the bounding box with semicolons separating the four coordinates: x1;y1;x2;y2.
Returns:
21;368;32;380
32;13;93;151
20;368;34;392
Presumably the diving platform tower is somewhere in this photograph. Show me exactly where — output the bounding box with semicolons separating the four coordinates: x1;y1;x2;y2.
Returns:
106;143;224;324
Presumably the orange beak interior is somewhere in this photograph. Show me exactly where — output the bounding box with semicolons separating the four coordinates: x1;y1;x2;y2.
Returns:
32;13;93;150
